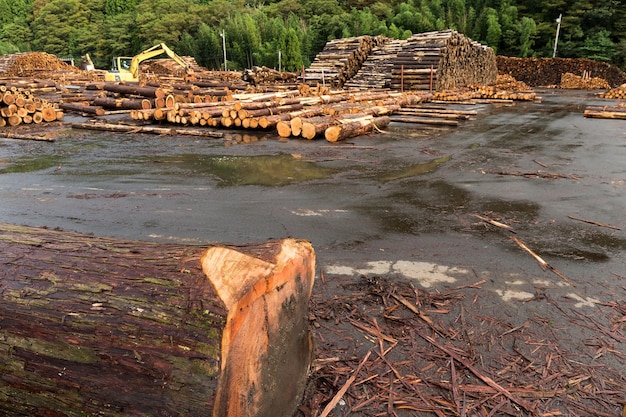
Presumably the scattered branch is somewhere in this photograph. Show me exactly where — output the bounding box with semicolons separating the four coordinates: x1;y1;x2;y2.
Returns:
510;236;575;286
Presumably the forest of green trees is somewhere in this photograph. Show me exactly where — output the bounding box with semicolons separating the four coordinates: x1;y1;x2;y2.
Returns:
0;0;624;72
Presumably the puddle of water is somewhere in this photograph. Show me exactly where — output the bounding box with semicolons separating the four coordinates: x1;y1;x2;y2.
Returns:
0;155;65;174
137;153;338;187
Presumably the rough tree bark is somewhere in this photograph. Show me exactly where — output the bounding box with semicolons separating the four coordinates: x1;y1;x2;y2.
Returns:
0;223;315;417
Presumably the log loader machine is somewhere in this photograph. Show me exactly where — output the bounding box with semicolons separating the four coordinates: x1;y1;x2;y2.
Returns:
104;43;193;83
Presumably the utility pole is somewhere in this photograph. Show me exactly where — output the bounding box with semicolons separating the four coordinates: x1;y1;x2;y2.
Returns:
278;50;282;72
553;14;562;58
220;30;227;71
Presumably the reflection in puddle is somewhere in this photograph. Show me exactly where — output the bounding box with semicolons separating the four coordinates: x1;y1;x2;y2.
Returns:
156;153;337;187
0;155;64;174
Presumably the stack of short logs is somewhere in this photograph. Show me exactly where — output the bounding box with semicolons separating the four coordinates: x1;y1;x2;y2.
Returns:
345;39;408;90
496;56;626;88
389;30;498;91
602;84;626;99
559;72;611;89
0;86;62;127
301;35;390;88
308;31;497;93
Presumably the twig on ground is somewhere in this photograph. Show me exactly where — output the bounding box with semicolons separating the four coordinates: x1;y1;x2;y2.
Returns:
510;236;575;286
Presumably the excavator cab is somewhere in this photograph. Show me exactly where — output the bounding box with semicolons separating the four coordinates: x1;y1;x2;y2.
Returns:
106;57;134;82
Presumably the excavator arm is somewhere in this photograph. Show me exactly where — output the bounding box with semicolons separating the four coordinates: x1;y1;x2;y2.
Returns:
105;43;192;82
128;43;191;79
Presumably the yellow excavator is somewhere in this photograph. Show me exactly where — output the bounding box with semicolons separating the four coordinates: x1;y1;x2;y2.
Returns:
104;43;193;83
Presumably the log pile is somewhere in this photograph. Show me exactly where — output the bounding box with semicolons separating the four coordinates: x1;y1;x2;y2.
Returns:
0;52;82;76
431;74;536;102
130;88;431;141
602;83;626;99
0;85;62;127
583;104;626;119
389;30;497;92
140;56;200;81
242;66;298;85
496;56;626;88
301;35;390;88
344;39;407;90
559;72;611;89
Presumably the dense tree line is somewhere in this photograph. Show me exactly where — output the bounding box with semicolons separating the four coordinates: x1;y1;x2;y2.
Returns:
0;0;624;72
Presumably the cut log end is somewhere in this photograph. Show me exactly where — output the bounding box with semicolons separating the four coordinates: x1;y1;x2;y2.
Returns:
202;238;316;417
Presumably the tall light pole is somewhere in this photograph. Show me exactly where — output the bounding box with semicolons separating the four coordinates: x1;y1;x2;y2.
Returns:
220;30;227;71
553;14;562;58
278;49;282;72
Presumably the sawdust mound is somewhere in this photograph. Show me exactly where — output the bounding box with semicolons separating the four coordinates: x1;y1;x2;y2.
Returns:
0;52;82;77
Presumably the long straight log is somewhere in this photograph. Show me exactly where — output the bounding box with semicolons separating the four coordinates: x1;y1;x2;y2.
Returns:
93;96;152;110
0;223;315;417
58;102;105;116
71;122;224;138
102;83;166;99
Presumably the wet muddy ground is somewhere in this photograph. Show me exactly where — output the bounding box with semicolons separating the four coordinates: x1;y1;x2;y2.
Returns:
1;89;625;415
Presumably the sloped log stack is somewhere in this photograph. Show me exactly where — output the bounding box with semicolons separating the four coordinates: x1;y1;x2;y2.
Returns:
345;39;408;90
496;56;626;88
602;84;626;99
389;30;497;91
301;35;389;88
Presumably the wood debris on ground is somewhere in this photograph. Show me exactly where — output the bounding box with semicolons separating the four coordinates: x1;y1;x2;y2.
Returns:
300;275;625;417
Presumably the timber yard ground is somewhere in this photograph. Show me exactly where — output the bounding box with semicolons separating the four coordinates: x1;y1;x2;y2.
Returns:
1;89;625;416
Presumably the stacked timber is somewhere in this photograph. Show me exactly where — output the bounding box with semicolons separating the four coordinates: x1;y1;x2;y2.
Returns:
389;30;497;92
583;104;626;119
560;72;610;89
0;52;101;84
0;86;62;127
496;56;626;88
128;88;432;141
345;39;407;90
0;52;80;76
242;66;299;86
602;84;626;99
432;74;536;102
301;35;389;87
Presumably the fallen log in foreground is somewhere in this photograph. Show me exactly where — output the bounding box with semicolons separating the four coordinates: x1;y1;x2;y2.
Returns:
0;223;315;417
325;115;391;142
583;108;626;119
71;121;224;138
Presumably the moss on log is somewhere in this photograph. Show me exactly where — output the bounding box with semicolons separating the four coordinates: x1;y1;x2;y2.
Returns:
0;223;315;417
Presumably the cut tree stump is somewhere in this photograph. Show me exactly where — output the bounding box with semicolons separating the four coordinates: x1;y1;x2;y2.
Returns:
0;222;315;417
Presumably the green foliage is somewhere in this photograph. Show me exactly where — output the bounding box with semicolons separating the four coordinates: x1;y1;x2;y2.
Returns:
519;16;537;57
0;39;19;55
0;0;625;71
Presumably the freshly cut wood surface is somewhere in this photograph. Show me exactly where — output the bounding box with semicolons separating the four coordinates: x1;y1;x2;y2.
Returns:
202;238;315;417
